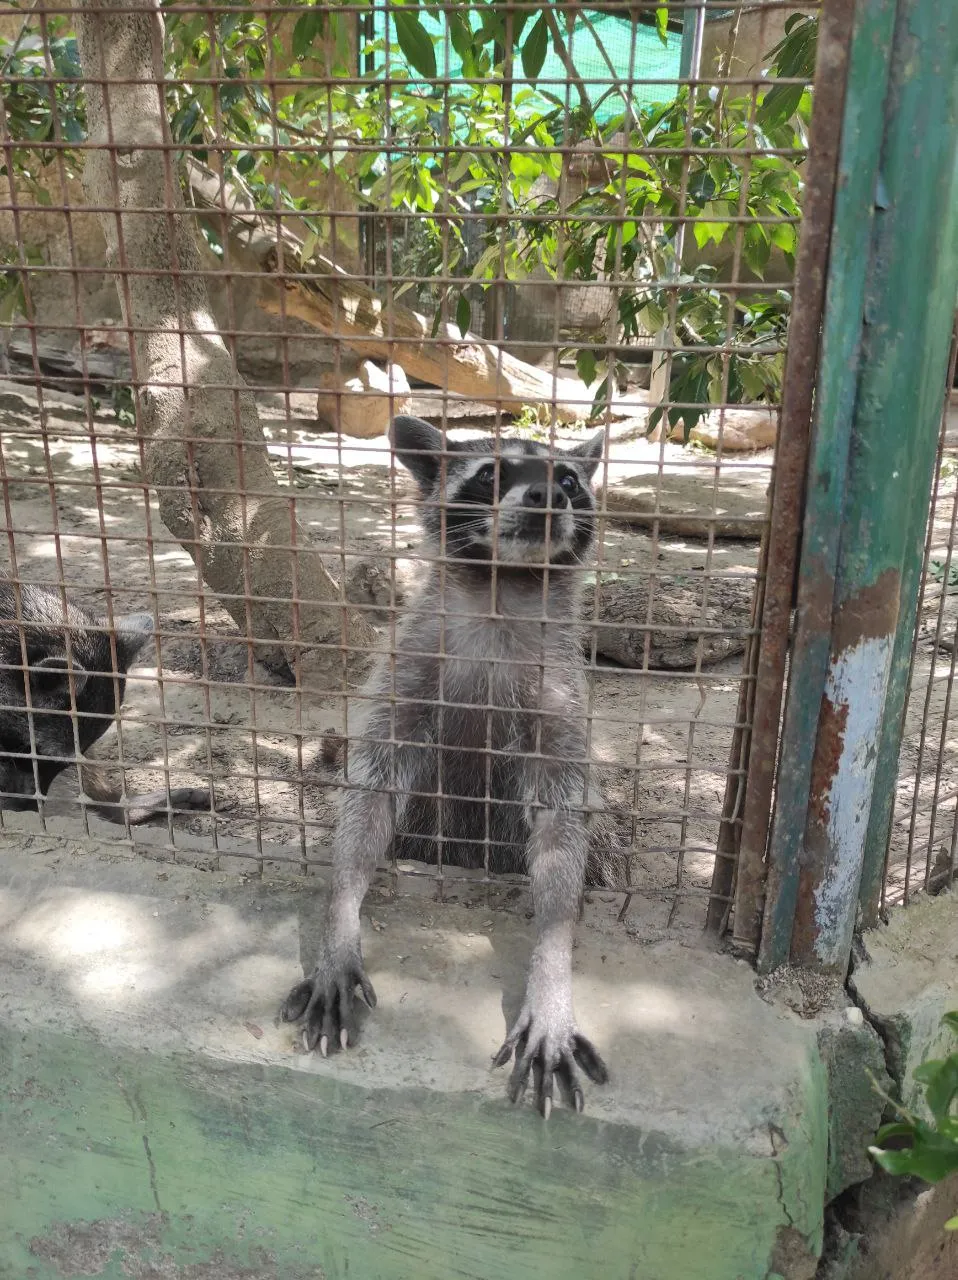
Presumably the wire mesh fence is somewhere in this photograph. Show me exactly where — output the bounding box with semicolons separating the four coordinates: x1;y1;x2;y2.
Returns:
884;322;958;911
0;0;820;938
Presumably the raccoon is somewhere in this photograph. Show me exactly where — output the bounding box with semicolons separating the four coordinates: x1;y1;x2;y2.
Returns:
283;415;618;1117
0;579;210;823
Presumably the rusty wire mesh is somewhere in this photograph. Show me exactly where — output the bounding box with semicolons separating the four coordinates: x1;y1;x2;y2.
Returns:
0;0;819;937
884;322;958;911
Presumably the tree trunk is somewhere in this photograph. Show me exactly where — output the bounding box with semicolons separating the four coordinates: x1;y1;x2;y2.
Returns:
74;0;373;681
185;163;590;422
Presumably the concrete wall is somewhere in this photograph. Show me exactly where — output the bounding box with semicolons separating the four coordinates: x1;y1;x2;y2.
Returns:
0;840;828;1280
2;839;955;1280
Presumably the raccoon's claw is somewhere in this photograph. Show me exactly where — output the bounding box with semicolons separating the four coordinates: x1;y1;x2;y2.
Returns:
493;1015;608;1118
281;959;377;1055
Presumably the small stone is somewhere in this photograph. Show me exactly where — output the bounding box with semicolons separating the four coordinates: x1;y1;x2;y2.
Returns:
689;407;779;452
845;1006;864;1027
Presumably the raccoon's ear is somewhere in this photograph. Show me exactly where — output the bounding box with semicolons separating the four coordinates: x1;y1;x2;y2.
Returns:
566;430;605;481
390;415;444;493
114;613;154;669
29;655;89;702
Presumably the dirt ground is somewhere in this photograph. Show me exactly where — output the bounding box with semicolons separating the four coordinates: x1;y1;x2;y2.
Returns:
3;375;955;935
0;378;775;941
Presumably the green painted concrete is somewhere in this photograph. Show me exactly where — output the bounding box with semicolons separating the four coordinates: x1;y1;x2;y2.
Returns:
0;844;829;1280
0;1027;825;1280
817;1015;892;1202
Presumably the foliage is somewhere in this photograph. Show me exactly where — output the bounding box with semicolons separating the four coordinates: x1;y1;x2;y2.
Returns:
0;20;85;192
869;1011;958;1230
0;3;819;434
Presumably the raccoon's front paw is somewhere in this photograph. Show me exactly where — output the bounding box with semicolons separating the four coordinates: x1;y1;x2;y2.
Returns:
492;1001;609;1118
281;950;377;1056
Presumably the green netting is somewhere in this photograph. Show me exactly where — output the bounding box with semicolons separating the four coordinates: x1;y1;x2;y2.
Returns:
372;9;683;120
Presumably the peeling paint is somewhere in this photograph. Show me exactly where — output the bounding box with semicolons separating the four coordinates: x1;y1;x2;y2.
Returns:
813;633;893;967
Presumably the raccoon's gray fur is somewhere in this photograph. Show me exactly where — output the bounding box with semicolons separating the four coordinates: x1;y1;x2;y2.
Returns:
283;415;619;1117
0;579;209;823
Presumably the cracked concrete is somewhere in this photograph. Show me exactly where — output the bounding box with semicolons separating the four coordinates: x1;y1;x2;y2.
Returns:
1;840;830;1280
5;848;953;1279
850;889;958;1110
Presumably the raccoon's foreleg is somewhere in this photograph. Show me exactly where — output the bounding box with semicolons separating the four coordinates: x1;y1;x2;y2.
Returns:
282;733;424;1054
493;793;609;1118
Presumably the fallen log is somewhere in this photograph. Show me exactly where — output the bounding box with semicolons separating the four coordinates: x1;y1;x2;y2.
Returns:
588;571;755;669
186;161;591;422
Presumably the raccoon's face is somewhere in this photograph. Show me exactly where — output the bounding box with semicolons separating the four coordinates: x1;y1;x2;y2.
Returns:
391;416;604;567
0;581;153;794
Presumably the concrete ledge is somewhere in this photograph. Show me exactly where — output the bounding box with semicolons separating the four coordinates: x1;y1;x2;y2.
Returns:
0;844;830;1279
850;889;958;1111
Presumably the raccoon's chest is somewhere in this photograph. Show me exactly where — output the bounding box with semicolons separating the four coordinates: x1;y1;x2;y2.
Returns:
437;612;542;713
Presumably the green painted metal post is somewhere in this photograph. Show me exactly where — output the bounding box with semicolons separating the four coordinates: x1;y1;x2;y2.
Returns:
858;170;958;924
758;0;898;972
759;0;958;972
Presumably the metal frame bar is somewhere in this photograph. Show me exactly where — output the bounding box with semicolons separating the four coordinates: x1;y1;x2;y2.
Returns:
708;0;856;942
758;0;958;972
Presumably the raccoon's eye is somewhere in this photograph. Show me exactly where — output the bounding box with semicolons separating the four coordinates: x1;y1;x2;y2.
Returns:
475;463;496;491
559;472;580;496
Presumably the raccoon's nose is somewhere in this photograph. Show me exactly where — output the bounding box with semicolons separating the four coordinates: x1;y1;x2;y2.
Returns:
522;482;568;510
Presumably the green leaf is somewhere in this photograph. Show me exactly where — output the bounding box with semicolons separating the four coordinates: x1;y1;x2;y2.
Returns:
576;348;597;387
510;6;534;46
870;1135;958;1184
769;221;797;255
941;1012;958;1035
61;116;85;143
394;10;437;79
655;7;669;46
448;12;473;60
758;83;805;130
521;13;548;81
945;1216;958;1231
292;10;323;61
456;292;471;338
919;1057;958;1127
692;201;731;249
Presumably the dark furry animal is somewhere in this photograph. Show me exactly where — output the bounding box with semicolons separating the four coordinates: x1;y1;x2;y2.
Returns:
0;580;209;823
283;415;619;1117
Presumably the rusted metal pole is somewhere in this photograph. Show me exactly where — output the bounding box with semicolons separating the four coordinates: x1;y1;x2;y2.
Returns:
707;0;857;946
760;0;958;972
757;0;899;971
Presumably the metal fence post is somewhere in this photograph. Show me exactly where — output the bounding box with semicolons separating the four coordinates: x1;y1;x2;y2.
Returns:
857;216;958;922
758;0;958;972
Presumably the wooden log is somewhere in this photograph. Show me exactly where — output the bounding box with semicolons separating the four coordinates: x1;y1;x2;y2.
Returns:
589;572;754;670
186;162;591;422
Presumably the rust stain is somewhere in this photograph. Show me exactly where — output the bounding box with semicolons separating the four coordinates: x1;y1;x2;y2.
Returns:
831;567;901;650
790;570;901;965
806;694;850;835
792;693;849;957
